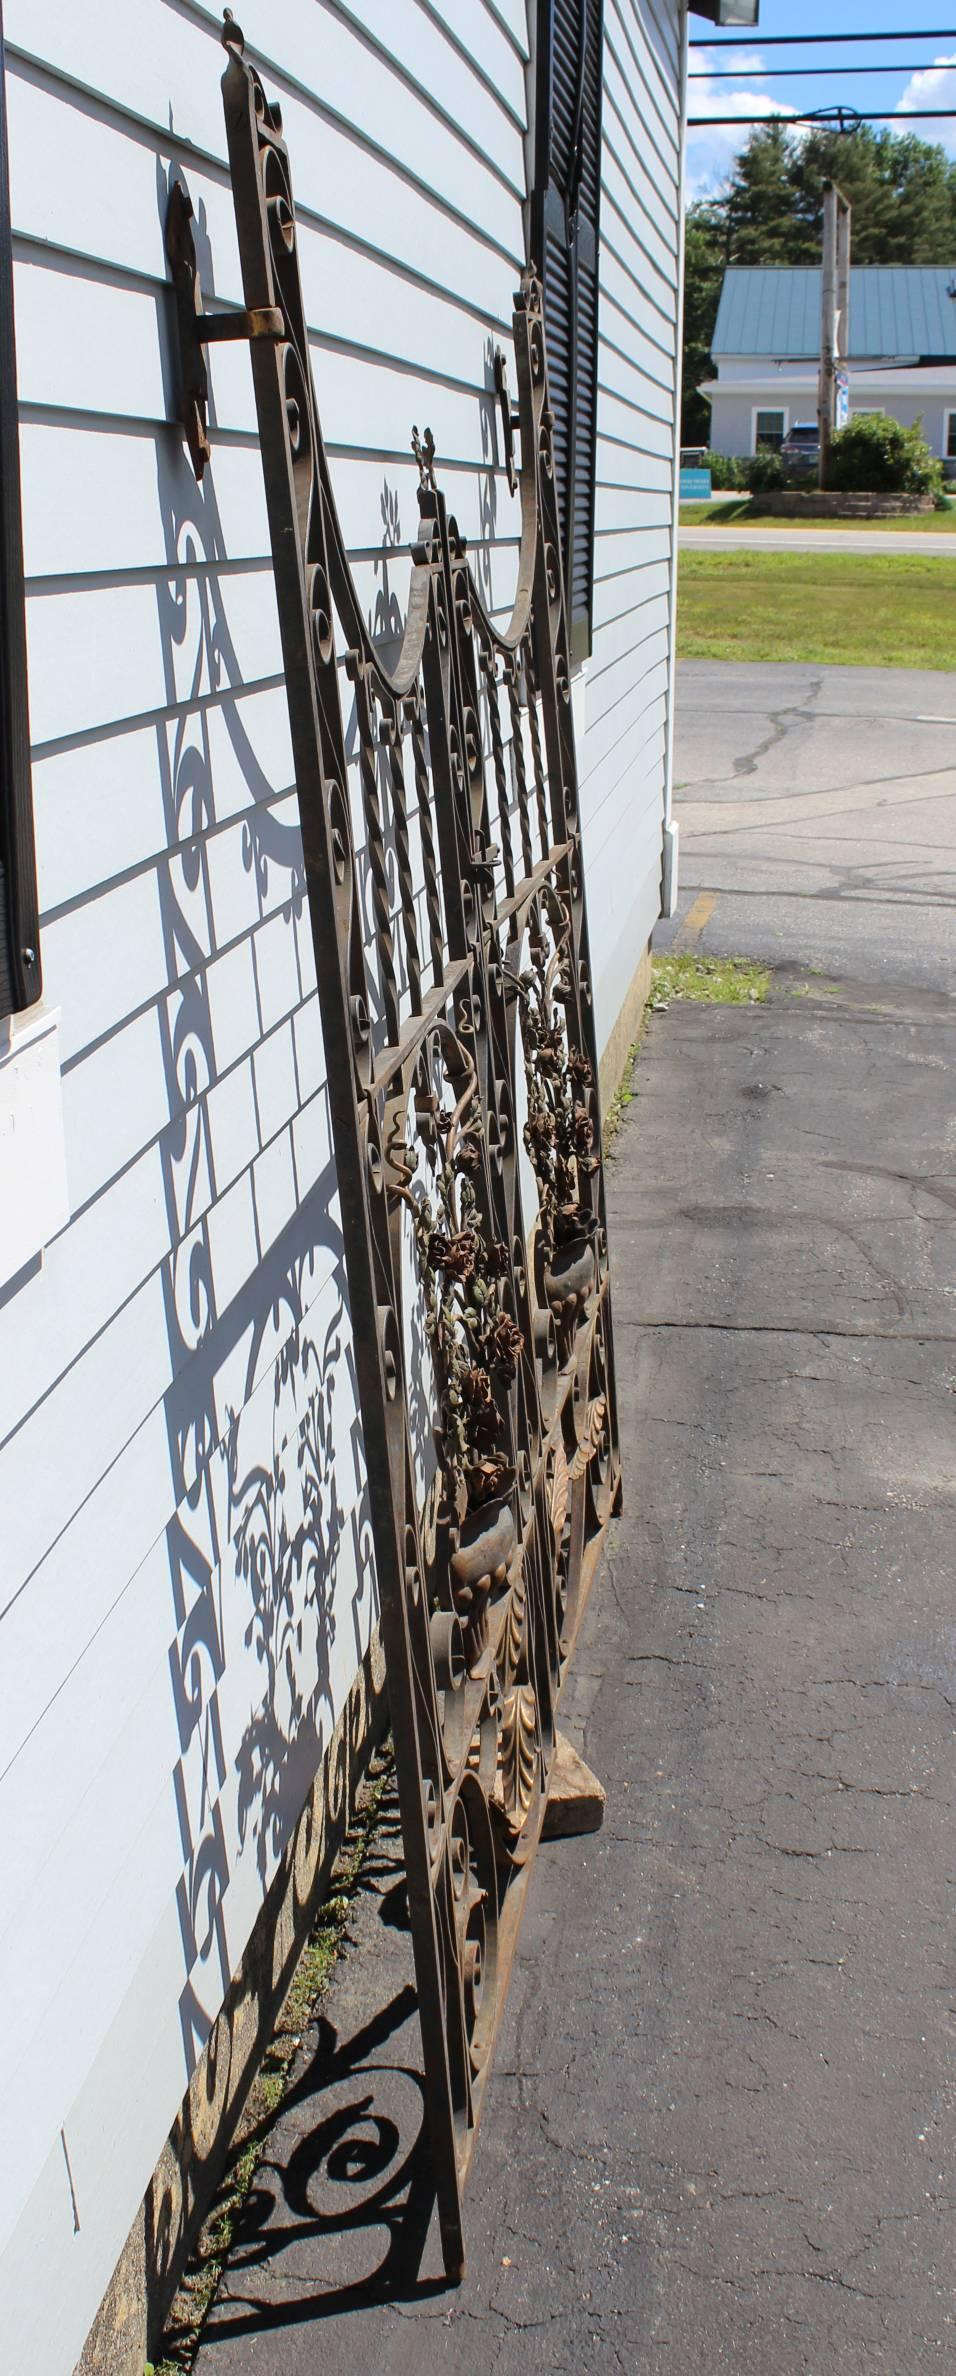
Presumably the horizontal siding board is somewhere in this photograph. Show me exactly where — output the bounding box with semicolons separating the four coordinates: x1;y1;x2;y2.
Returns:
600;190;677;328
13;241;516;429
594;484;673;536
0;1003;328;1456
592;549;671;629
597;382;673;458
0;2;684;2367
347;0;529;132
580;647;670;792
598;327;676;421
600;248;677;372
609;0;680;167
583;622;670;739
597;438;673;494
7;0;526;234
603;42;677;220
33;682;294;911
592;523;672;582
602;149;675;303
468;0;531;65
588;567;671;675
7;68;524;335
583;703;668;848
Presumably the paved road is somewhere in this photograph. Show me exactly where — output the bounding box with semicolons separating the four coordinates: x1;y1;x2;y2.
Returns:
661;662;956;988
680;526;956;556
191;662;956;2374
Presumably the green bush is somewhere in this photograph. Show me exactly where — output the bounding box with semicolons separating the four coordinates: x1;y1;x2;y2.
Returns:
706;451;747;490
746;449;787;493
828;412;942;496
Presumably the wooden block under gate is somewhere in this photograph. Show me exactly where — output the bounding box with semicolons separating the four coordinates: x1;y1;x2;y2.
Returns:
542;1730;607;1839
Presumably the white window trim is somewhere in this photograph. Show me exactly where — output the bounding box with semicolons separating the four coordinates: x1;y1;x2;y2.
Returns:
945;408;956;461
751;404;789;454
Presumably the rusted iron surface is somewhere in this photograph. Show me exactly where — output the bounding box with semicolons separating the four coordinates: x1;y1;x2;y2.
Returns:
170;10;622;2280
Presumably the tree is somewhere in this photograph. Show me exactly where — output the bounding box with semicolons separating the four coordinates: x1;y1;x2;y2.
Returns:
681;122;956;441
681;203;726;444
723;122;814;266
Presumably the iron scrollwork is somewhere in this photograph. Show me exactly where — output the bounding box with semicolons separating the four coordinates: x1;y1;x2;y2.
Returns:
176;9;624;2278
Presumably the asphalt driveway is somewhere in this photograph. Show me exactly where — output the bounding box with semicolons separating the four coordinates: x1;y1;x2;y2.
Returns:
190;662;956;2374
661;660;956;988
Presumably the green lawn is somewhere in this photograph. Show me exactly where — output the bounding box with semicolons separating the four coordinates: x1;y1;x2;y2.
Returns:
678;548;956;670
680;498;956;531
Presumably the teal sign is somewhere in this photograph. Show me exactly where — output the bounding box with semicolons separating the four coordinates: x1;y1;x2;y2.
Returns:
680;467;712;500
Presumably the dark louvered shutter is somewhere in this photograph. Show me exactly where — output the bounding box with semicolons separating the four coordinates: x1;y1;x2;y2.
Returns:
532;0;603;667
0;11;39;1021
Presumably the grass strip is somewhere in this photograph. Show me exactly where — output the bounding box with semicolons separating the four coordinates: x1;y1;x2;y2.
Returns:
146;1749;392;2376
677;548;956;670
680;500;956;531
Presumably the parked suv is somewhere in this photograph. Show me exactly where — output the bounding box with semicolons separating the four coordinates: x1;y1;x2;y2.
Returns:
779;421;820;471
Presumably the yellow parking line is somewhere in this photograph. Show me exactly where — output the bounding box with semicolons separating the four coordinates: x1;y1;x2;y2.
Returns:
681;889;717;942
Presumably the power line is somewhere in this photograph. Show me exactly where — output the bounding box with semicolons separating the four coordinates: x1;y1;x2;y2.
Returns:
689;64;956;80
688;107;956;126
693;27;956;46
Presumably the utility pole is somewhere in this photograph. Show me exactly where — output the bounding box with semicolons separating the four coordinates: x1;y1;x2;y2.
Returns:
818;180;851;489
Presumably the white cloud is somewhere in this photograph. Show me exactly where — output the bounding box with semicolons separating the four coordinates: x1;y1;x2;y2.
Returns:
685;49;796;202
894;54;956;157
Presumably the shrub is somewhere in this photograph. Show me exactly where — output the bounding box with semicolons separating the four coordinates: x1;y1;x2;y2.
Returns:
746;449;787;494
828;413;942;497
706;451;747;490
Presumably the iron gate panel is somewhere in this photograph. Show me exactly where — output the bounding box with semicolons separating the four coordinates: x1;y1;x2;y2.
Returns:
205;14;622;2279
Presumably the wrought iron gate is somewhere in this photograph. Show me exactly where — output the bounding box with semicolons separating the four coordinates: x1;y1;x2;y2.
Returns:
171;14;622;2280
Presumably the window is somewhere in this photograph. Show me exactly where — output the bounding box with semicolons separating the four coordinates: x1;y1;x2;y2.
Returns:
531;0;604;667
0;3;40;1022
946;412;956;460
754;410;785;453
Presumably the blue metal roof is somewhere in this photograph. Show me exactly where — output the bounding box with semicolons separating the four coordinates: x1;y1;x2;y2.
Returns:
712;266;956;360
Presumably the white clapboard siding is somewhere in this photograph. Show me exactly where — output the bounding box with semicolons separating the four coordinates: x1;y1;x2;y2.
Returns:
0;1;684;2368
0;4;530;2368
578;0;682;1064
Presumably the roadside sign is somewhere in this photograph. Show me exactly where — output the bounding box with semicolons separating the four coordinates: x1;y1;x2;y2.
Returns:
835;370;849;432
680;467;712;500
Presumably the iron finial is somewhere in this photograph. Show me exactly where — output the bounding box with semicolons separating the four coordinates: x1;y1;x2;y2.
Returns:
412;423;436;490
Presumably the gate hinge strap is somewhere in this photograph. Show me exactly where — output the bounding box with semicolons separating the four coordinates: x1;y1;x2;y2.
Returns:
195;307;285;344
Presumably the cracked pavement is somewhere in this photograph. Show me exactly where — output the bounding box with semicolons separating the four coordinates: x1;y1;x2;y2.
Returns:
194;663;956;2372
665;661;956;990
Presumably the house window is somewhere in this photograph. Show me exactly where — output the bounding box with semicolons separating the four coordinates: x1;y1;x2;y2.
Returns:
946;412;956;460
754;410;785;453
0;7;40;1023
531;0;604;667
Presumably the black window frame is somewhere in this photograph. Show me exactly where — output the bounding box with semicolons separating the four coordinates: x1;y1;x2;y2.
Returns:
0;1;40;1024
531;0;604;670
754;408;786;453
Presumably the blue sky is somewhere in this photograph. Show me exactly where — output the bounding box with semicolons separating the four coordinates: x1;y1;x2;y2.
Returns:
687;2;956;200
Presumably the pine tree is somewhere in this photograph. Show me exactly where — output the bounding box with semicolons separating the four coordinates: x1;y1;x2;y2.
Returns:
722;122;816;266
682;123;956;439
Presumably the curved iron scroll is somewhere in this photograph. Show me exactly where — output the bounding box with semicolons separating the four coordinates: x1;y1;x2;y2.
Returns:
214;12;621;2278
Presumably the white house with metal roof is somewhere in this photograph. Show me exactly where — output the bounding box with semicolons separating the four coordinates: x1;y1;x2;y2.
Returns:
701;265;956;463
